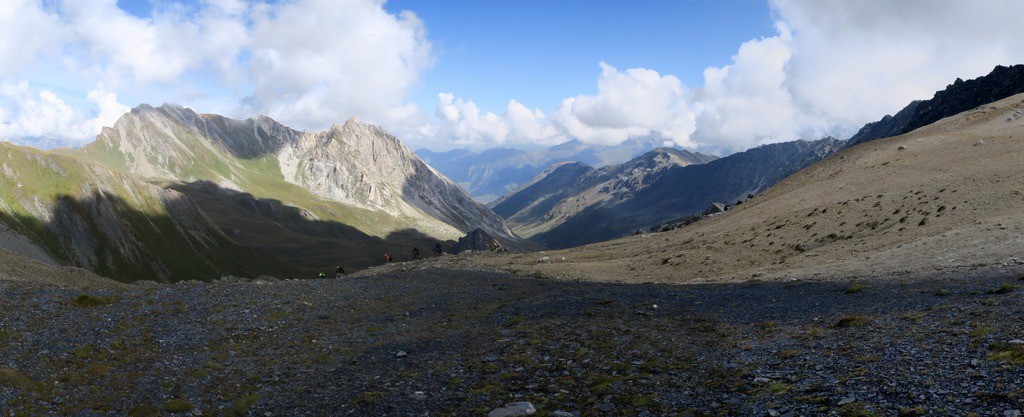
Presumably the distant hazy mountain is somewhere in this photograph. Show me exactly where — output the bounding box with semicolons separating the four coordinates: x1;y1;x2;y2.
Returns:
0;104;520;281
4;136;85;150
494;139;843;249
847;64;1024;147
416;135;692;203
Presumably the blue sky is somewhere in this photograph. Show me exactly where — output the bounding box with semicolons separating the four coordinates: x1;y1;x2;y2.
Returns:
2;1;1023;153
383;0;775;114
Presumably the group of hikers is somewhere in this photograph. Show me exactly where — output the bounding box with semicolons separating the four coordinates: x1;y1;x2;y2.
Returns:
385;243;444;263
317;243;447;278
317;265;346;279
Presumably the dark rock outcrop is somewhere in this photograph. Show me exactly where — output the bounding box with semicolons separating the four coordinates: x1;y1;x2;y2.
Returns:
646;200;745;234
847;64;1024;147
452;228;503;254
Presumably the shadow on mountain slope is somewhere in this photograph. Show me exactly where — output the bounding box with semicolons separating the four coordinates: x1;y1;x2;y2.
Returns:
0;182;458;283
0;191;300;283
169;181;456;272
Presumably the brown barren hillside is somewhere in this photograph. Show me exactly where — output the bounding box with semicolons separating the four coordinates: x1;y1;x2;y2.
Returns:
448;93;1024;283
0;248;121;289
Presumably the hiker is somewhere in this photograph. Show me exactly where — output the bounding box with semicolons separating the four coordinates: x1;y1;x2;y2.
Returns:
318;271;326;279
434;243;443;257
412;247;421;259
385;253;393;263
335;265;345;278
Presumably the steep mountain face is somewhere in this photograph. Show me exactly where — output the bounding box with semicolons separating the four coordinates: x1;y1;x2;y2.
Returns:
0;104;520;281
497;139;843;249
416;135;703;203
473;92;1024;284
848;64;1024;146
283;119;513;241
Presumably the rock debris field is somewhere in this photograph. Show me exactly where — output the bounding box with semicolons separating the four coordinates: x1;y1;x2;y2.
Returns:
3;265;1024;416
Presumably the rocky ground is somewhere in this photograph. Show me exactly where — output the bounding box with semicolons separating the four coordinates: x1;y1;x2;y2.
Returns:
3;264;1024;416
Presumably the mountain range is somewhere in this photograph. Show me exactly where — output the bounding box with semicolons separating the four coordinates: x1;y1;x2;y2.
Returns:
415;135;691;203
2;65;1022;283
492;139;842;248
0;105;519;282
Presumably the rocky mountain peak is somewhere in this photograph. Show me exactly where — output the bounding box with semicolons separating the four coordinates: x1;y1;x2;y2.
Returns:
341;116;366;129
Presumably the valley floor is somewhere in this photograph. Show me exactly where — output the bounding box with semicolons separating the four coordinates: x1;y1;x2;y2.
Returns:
3;265;1024;416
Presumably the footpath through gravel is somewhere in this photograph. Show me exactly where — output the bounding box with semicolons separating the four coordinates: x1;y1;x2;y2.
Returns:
3;265;1024;416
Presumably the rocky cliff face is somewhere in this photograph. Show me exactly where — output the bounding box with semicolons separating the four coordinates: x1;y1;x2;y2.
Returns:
81;104;297;183
281;118;515;241
848;64;1024;146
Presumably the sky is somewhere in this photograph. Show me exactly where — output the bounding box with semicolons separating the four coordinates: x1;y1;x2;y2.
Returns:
1;0;1023;155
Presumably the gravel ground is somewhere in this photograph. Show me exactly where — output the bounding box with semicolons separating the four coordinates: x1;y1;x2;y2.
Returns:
3;265;1024;416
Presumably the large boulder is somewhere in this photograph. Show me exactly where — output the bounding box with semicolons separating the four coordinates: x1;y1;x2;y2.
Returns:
452;228;503;254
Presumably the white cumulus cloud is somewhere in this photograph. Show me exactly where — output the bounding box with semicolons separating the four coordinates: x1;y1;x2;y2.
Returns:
245;0;432;131
0;82;128;144
434;93;565;147
0;0;63;78
689;0;1024;152
0;0;431;146
436;63;697;148
434;0;1024;153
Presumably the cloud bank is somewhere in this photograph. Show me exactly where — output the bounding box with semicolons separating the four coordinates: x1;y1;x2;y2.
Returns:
2;0;1024;154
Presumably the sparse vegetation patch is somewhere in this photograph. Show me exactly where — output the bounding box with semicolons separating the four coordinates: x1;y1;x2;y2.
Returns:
0;368;36;391
72;294;117;307
987;283;1018;294
162;399;194;413
832;315;873;328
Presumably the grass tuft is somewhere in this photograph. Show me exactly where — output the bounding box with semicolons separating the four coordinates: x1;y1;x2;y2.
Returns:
987;283;1018;294
127;405;161;417
844;283;868;294
0;368;35;391
988;343;1024;366
832;315;873;328
228;394;260;416
840;404;880;417
898;406;926;416
162;399;194;414
72;294;117;307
